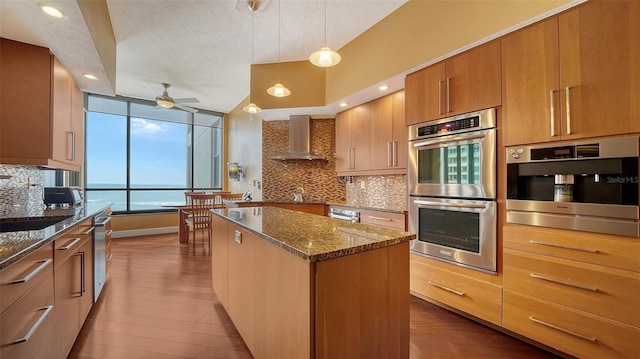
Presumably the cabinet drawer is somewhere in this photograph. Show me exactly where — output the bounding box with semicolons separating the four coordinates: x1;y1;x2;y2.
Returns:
0;242;54;314
105;240;113;273
410;254;502;325
503;249;640;327
503;225;640;272
360;210;406;231
503;290;639;359
1;273;55;359
54;219;93;268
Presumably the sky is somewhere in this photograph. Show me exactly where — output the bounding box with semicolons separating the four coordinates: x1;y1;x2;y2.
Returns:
85;112;188;187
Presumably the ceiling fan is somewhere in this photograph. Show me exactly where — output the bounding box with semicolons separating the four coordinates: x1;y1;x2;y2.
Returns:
145;83;200;113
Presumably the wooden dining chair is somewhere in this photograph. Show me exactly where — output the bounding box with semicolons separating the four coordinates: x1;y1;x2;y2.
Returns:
184;191;205;205
184;193;217;246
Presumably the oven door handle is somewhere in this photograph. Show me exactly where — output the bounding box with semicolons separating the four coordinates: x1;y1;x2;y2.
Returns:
412;133;486;148
413;200;487;210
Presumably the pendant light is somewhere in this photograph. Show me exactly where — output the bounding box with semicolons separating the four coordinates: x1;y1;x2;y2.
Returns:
309;0;341;67
267;0;291;97
243;1;262;114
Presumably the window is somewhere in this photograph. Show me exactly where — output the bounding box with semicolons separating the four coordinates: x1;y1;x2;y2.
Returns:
85;95;224;213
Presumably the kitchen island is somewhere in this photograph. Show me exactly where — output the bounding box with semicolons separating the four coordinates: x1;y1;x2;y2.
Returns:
211;206;414;359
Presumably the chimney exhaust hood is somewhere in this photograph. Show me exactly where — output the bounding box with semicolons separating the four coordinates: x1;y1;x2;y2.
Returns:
269;115;326;160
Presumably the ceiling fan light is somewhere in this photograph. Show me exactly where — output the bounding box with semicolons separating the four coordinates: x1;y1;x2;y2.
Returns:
156;99;174;108
243;102;262;114
267;83;291;97
309;47;341;67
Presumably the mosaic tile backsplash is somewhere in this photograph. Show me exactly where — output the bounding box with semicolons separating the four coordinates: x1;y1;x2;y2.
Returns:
346;175;407;212
0;165;46;217
262;119;346;202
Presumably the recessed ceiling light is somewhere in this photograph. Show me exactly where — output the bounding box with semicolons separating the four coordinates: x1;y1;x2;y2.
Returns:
83;74;98;80
378;85;390;91
38;4;66;19
339;102;348;107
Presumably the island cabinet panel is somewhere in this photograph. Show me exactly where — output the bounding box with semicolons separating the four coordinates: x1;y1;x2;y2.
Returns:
405;40;501;126
502;0;640;146
0;39;84;171
254;237;312;359
226;224;255;353
503;290;640;359
315;242;410;359
211;215;228;306
410;253;502;326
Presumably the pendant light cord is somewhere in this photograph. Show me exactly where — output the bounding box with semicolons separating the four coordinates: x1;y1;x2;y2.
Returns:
277;0;281;81
323;0;327;47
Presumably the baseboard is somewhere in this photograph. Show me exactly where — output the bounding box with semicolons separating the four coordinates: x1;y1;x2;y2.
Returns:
112;226;178;238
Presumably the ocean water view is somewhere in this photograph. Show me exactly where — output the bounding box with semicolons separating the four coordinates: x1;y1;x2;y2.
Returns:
85;184;217;212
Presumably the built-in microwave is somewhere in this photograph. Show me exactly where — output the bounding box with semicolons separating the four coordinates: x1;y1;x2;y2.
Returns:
506;136;639;237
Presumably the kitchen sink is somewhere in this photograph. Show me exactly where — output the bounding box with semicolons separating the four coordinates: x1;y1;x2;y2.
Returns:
0;216;71;233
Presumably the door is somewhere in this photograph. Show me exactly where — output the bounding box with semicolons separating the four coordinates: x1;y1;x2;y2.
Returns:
370;95;394;170
392;90;407;170
350;103;370;171
78;238;94;325
54;252;81;358
405;62;445;125
335;110;351;173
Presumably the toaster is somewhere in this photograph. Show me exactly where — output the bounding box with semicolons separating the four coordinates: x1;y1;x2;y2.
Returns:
44;186;83;206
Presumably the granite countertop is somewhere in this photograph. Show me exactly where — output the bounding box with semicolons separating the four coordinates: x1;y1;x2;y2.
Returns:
213;206;415;262
224;199;406;214
0;202;111;270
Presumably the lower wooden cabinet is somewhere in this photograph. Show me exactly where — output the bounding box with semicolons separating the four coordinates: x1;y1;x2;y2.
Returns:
226;225;255;353
410;253;502;326
360;209;406;230
0;272;55;359
211;215;228;306
504;290;640;359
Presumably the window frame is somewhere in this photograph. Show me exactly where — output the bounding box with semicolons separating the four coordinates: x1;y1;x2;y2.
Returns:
83;94;225;214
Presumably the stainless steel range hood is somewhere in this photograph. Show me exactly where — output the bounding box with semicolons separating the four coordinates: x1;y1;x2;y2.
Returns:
269;115;326;161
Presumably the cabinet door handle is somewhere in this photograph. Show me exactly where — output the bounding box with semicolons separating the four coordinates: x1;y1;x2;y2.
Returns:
529;240;598;254
67;132;76;161
565;86;572;135
350;148;355;169
446;77;452;113
106;230;113;236
76;251;86;295
438;80;444;115
234;230;242;244
387;142;392;167
11;259;53;284
81;227;95;236
549;90;557;137
530;273;598;292
107;253;113;262
59;237;82;251
13;305;54;344
392;141;397;167
428;281;465;296
368;215;392;222
529;316;596;343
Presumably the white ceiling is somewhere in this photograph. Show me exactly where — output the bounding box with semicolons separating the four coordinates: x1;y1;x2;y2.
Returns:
0;0;407;115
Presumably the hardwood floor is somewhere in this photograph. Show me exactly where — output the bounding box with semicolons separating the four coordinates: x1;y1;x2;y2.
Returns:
69;232;562;359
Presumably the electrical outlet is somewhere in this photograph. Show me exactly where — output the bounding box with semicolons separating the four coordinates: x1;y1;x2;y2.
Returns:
360;180;365;189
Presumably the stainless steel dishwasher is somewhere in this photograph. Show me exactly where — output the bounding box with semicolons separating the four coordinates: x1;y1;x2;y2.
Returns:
93;213;110;302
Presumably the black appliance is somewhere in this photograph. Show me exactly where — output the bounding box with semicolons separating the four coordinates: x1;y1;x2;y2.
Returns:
44;186;83;207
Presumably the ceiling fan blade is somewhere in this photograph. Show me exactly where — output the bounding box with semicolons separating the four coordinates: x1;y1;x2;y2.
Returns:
174;103;199;113
174;97;199;104
144;87;160;96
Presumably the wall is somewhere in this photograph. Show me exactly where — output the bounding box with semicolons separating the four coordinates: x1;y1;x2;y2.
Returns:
262;118;345;202
226;98;263;199
346;175;407;212
0;165;46;217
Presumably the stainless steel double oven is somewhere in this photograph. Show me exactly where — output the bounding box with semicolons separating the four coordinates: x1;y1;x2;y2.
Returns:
408;108;497;273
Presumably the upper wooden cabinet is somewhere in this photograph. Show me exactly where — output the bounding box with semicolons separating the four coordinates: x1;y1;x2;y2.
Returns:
335;103;371;175
405;40;502;126
0;38;84;171
370;91;407;173
502;1;640;146
336;91;407;176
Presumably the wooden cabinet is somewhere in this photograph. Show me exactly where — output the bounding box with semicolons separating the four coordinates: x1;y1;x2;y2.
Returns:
502;1;640;146
337;91;407;175
225;224;255;353
53;218;94;359
211;215;228;306
370;91;407;173
0;243;53;314
335;103;371;175
104;207;113;274
502;224;640;358
0;272;55;359
405;40;501;125
0;38;84;171
410;253;502;326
